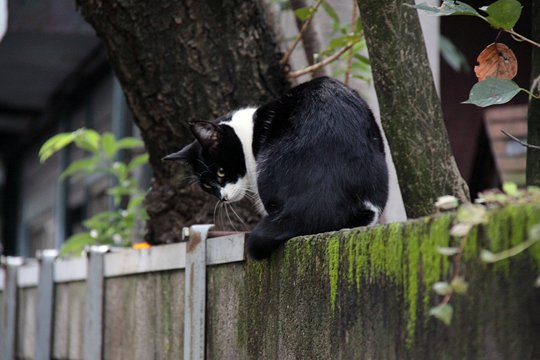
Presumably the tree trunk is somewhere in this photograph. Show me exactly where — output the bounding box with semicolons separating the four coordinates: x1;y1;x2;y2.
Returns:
76;0;290;244
527;1;540;186
357;0;470;217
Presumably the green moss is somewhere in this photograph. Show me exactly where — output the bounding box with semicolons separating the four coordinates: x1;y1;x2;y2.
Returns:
386;222;405;283
486;209;511;274
463;225;479;261
327;235;341;313
346;234;356;287
369;225;387;278
508;205;527;248
404;222;421;348
526;205;540;268
421;215;452;312
354;230;370;292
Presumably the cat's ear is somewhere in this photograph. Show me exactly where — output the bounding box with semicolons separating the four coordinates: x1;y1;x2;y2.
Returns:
162;141;197;162
190;121;221;151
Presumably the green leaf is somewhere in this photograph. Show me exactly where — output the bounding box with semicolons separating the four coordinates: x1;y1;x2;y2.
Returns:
39;132;77;162
128;153;149;172
112;162;128;182
321;1;339;24
482;0;522;30
481;236;540;263
502;181;519;196
480;249;497;262
83;211;119;230
60;156;99;181
127;194;145;212
353;54;370;66
530;224;540;241
116;137;144;150
329;34;360;49
463;78;522;107
437;246;461;256
355;17;363;35
440;35;469;73
74;129;101;153
60;232;95;257
429;303;453;326
433;281;452;296
450;277;469;294
294;6;315;21
435;195;459;210
409;0;480;17
450;223;473;237
456;203;488;225
101;132;117;159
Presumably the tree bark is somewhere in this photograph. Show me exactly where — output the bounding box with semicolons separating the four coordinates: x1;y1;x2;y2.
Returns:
76;0;290;244
357;0;470;217
527;1;540;186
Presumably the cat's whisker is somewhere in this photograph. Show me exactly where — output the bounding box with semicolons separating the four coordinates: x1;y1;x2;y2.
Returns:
213;200;221;227
227;203;248;230
224;203;238;231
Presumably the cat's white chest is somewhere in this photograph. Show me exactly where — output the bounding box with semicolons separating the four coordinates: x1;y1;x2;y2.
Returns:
221;108;267;215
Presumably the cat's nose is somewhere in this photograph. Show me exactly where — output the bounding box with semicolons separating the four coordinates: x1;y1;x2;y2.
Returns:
220;191;229;201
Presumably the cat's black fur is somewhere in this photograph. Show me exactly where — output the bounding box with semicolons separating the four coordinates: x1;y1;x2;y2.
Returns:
164;77;389;260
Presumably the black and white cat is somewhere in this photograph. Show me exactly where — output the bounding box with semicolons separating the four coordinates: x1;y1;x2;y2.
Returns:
164;77;388;259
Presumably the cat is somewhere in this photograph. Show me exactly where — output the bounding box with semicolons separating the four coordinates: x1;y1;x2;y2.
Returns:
164;76;389;260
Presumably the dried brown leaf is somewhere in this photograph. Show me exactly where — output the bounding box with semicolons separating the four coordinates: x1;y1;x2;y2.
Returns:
474;43;517;81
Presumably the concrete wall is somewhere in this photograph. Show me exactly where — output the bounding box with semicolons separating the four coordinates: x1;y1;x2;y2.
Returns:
1;202;539;359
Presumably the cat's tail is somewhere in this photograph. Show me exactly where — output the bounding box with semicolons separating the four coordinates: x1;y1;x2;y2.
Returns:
247;217;298;260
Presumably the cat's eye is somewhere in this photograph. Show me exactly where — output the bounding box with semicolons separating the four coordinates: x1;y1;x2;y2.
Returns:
217;168;225;178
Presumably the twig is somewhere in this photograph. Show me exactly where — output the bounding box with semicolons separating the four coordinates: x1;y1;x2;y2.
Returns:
280;0;324;66
289;0;327;77
344;0;359;85
441;235;467;305
505;29;540;49
287;43;354;78
501;129;540;150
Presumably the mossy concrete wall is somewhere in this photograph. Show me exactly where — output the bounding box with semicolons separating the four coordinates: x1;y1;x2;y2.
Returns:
238;203;540;359
6;203;540;359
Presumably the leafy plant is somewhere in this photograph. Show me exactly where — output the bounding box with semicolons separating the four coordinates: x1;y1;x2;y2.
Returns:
283;0;371;83
39;128;149;256
431;184;540;325
410;0;540;107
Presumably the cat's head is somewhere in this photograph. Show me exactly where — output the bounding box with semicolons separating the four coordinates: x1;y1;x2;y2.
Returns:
163;121;248;202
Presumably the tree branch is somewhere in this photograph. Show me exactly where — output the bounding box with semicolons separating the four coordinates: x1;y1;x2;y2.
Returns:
287;43;354;78
506;29;540;49
344;0;359;85
289;0;327;77
280;0;324;66
501;129;540;150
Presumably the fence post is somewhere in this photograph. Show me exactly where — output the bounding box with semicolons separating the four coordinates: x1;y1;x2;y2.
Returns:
84;246;108;360
1;257;24;359
35;250;58;360
184;224;213;360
